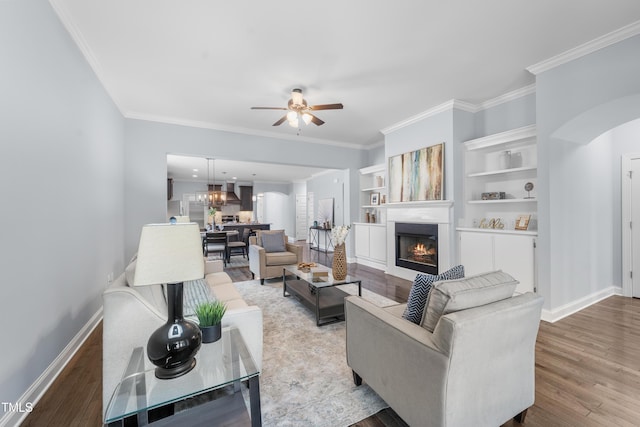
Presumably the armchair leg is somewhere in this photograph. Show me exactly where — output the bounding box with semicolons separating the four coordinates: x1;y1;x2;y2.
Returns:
352;371;362;386
513;408;528;423
251;272;255;279
260;279;264;285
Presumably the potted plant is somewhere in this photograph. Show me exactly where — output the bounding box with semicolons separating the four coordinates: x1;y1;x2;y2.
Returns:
195;300;227;343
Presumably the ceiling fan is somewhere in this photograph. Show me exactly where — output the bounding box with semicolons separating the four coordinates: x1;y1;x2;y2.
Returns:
251;88;343;127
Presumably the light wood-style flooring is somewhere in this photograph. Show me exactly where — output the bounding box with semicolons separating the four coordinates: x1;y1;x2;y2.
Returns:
20;244;640;426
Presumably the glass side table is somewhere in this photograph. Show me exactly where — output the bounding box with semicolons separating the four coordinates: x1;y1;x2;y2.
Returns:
104;327;261;426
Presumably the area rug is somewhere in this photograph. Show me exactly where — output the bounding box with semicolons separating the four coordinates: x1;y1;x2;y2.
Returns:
234;280;395;426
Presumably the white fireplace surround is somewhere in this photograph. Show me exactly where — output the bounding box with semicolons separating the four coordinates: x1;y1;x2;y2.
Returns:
385;201;454;281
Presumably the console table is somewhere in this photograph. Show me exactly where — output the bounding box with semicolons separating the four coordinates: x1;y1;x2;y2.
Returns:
309;226;334;253
104;327;261;426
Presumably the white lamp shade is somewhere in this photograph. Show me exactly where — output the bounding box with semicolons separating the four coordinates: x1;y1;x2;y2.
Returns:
132;223;204;286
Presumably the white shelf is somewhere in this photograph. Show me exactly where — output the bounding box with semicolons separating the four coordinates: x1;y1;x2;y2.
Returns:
362;204;388;209
467;166;536;178
457;227;538;236
468;198;537;204
362;186;386;192
464;124;536;151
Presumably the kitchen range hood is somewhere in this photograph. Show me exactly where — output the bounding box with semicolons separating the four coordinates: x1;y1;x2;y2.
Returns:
225;182;241;204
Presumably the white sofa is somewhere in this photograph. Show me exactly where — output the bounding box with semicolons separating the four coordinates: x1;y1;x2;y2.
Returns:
102;256;262;417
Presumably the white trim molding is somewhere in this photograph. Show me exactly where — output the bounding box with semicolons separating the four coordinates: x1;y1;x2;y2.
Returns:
381;100;477;135
0;309;103;427
540;286;621;323
527;20;640;75
621;152;640;297
477;84;536;111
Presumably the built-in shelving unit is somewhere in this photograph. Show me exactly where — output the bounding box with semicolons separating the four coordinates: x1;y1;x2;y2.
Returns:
461;124;538;232
359;164;387;223
356;164;387;270
458;125;538;294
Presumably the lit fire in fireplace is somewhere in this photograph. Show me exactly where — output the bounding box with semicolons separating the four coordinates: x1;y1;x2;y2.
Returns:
412;243;436;257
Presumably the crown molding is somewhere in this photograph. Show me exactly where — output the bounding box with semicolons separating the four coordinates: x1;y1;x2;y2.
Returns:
124;111;366;151
380;100;479;135
48;0;126;115
527;20;640;75
477;84;536;111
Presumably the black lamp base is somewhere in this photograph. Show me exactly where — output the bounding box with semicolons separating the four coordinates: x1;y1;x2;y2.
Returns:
146;282;202;380
154;358;197;379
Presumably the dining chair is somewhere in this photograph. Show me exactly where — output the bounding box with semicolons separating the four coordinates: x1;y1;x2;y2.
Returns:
204;231;228;266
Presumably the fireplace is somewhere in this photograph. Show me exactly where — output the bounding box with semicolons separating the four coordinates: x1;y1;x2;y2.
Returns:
395;222;438;274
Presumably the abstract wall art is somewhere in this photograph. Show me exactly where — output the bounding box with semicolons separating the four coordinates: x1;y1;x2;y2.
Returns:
388;143;444;202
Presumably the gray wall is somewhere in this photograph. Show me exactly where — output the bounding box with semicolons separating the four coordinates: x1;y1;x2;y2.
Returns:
475;93;537;137
536;34;640;311
1;0;124;407
124;119;367;260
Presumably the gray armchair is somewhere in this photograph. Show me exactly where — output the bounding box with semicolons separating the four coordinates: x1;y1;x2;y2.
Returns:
249;229;302;284
345;271;544;427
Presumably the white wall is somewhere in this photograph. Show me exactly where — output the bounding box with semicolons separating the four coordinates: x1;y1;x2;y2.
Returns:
0;0;124;411
536;33;640;312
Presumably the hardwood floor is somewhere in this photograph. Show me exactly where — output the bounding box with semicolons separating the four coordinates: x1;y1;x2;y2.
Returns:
20;245;640;426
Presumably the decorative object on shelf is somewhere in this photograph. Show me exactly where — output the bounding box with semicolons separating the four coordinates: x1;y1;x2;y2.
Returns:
365;211;371;223
375;175;384;188
370;192;380;205
478;218;505;229
370;213;376;223
524;182;534;199
389;142;444;202
499;150;512;169
481;192;506;200
132;223;204;379
195;301;227;343
515;214;532;231
331;225;351;280
380;194;386;204
510;151;523;168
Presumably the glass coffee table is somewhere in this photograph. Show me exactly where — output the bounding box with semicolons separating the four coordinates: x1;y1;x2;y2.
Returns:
104;327;261;426
282;264;362;326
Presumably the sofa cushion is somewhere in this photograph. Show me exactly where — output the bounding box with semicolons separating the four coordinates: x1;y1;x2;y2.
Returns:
265;251;298;266
261;230;286;253
421;270;518;332
402;265;465;324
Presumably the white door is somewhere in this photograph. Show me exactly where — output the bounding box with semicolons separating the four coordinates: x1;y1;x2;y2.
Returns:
295;194;307;241
306;192;314;242
632;159;640;297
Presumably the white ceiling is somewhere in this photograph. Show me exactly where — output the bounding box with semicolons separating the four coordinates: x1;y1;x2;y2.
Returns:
52;0;640;148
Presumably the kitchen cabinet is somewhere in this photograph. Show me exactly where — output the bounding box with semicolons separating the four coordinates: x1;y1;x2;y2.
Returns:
240;186;253;211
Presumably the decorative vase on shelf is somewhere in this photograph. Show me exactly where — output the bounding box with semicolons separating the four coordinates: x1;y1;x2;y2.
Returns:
499;150;512;170
332;243;347;280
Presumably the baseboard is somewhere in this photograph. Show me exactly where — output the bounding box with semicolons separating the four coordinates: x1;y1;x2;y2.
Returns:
540;286;622;323
0;308;103;427
354;257;386;271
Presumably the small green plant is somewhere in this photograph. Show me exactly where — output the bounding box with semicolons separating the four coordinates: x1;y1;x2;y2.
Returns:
195;301;227;327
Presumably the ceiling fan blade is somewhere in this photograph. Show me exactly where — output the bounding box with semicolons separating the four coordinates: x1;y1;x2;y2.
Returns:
309;103;344;111
272;115;287;126
251;107;288;110
309;114;325;126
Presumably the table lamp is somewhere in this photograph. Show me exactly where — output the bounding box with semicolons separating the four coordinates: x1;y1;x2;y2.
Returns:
132;222;204;379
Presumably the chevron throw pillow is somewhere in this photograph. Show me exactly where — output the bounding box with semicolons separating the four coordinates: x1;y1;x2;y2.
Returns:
402;265;465;324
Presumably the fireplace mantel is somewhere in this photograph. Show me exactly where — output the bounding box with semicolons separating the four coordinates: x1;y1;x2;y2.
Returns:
386;201;453;281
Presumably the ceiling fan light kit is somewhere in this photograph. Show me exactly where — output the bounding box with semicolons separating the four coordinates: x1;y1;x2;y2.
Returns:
251;88;343;129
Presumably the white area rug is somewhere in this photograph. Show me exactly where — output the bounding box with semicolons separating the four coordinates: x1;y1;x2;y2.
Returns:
234;280;395;426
